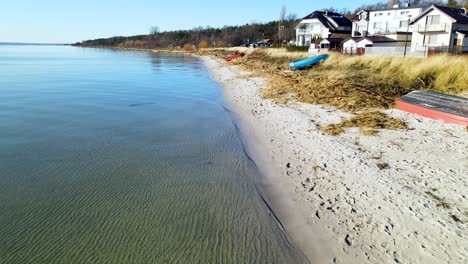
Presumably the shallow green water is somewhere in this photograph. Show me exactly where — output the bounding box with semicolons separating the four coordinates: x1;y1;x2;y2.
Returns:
0;45;305;263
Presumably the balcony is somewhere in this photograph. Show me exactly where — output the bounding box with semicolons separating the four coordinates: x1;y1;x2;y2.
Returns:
416;24;447;33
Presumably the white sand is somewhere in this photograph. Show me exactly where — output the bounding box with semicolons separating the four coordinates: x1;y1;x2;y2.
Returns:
201;56;468;264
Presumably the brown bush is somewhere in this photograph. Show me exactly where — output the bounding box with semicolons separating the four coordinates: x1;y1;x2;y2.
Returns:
183;43;194;51
198;40;209;49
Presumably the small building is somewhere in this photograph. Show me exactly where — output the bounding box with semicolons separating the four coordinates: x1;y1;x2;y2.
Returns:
319;38;344;50
410;5;468;53
295;10;352;47
341;37;361;53
342;36;402;54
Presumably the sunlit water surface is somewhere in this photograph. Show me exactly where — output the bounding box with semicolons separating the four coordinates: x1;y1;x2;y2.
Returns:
0;45;305;263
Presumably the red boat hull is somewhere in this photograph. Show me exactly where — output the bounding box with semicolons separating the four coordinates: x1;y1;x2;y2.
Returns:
225;53;244;62
396;100;468;126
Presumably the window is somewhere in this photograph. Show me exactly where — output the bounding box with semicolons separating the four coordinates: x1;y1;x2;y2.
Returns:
388;12;391;16
427;15;440;25
399;20;408;28
401;11;409;15
374;22;382;29
375;12;383;17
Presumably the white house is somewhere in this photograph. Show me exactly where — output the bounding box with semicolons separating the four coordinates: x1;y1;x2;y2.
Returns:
410;5;468;53
351;5;422;38
295;11;352;47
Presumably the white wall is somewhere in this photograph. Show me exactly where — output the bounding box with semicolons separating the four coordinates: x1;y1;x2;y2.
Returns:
353;8;422;36
352;12;370;37
357;39;373;47
353;8;421;37
368;8;421;35
295;19;330;46
342;39;357;49
365;46;427;56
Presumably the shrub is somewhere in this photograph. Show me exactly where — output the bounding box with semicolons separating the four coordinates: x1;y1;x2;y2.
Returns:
183;43;194;51
198;40;209;49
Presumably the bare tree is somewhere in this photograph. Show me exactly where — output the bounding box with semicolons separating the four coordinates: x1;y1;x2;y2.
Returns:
149;26;160;35
278;6;287;46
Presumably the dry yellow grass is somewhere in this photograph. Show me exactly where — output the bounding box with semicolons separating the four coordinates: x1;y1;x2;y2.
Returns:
198;48;467;134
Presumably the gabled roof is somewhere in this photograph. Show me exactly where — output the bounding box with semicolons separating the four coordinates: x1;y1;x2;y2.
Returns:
341;37;361;43
320;38;345;44
359;36;398;43
341;36;398;44
300;11;352;30
410;5;468;24
351;10;369;21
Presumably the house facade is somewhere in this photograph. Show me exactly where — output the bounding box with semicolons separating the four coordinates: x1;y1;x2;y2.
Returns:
295;11;351;47
351;6;422;37
410;5;468;53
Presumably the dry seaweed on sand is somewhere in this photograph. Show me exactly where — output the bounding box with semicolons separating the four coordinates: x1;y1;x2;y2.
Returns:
320;111;407;136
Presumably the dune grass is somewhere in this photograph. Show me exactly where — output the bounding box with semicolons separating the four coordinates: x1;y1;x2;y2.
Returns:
198;48;468;135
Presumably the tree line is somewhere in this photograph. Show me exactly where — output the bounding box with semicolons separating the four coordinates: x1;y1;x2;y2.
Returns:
74;0;466;49
75;17;299;49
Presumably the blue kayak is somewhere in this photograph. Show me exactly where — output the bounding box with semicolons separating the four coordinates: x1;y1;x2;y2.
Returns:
289;54;329;70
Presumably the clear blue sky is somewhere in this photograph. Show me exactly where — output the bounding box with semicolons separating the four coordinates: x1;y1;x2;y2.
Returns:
1;0;377;43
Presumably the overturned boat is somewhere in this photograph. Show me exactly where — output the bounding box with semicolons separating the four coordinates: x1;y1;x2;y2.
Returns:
289;54;329;70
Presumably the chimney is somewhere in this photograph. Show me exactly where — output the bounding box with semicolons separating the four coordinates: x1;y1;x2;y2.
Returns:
393;4;400;9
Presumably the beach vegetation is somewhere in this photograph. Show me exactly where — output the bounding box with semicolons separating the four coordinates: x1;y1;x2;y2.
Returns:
198;40;209;49
198;47;467;134
183;43;194;51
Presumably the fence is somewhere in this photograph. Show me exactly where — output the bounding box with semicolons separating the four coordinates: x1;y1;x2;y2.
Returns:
342;45;467;57
342;47;366;55
426;45;468;55
365;46;427;57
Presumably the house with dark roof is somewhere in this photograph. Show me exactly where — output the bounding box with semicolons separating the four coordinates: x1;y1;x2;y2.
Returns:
295;10;351;47
410;5;468;53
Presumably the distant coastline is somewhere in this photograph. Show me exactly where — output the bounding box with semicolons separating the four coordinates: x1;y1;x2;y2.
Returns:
0;42;70;46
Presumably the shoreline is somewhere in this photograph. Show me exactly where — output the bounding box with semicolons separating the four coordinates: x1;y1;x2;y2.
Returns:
200;56;339;263
201;55;468;263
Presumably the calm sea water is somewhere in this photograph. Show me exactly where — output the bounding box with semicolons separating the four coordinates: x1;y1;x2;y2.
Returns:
0;45;305;263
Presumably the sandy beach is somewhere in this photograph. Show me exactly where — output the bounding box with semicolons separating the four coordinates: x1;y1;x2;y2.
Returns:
201;55;468;264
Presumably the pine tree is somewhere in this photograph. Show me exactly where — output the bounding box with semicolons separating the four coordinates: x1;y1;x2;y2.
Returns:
447;0;458;8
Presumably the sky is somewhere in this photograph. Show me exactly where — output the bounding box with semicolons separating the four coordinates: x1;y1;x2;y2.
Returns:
1;0;377;43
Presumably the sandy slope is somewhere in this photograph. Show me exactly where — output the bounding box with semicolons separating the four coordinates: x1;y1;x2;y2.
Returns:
201;56;468;264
